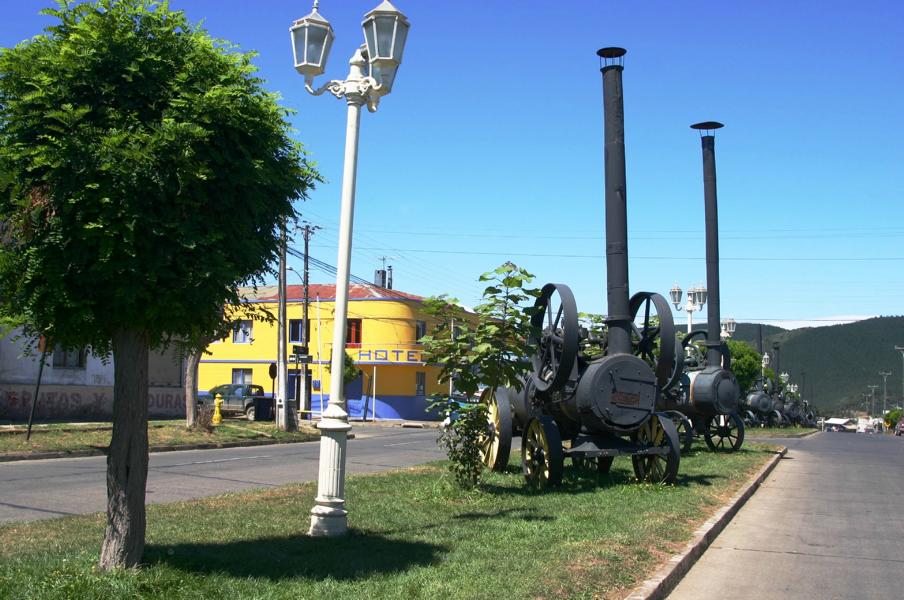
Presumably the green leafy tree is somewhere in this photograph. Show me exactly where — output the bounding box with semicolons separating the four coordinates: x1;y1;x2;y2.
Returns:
0;0;318;569
327;350;360;386
725;339;763;394
421;262;539;488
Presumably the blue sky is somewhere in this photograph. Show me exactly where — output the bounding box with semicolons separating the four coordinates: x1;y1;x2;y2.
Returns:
3;0;903;329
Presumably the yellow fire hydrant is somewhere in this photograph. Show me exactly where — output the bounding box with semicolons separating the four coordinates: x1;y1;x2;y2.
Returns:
212;393;223;426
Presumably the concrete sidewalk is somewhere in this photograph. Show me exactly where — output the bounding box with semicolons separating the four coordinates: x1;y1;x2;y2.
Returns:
666;432;904;599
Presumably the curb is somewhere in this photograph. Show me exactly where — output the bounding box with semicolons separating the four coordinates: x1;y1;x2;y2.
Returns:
0;433;350;463
624;446;788;600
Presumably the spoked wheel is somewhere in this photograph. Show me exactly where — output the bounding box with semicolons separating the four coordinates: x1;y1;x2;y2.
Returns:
666;411;694;454
478;387;513;472
768;410;783;427
631;413;680;484
245;405;256;421
743;410;758;428
530;284;579;393
703;413;745;452
522;416;564;489
629;292;680;392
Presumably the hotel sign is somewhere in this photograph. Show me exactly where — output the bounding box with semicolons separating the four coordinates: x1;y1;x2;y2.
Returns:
353;348;424;363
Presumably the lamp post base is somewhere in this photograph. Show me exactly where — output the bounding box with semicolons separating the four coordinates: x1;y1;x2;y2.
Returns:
308;404;352;537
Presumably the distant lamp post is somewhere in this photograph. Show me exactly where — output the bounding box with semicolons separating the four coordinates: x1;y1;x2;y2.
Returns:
720;317;736;340
894;344;904;409
866;384;879;417
670;282;707;334
290;0;410;538
879;370;891;415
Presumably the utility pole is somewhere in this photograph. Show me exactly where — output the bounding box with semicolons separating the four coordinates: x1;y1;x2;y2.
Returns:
879;371;891;415
867;385;879;417
300;222;321;420
895;345;904;409
276;219;296;432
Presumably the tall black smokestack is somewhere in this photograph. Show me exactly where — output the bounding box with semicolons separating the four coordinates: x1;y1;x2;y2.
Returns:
692;121;725;367
598;47;631;355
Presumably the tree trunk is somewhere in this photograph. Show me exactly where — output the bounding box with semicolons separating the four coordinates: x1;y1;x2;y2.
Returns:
99;329;149;570
184;348;201;428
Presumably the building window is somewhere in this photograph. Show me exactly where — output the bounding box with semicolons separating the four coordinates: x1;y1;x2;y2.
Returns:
415;320;427;343
289;319;310;344
232;368;253;385
416;371;426;396
232;320;253;344
287;372;300;400
52;345;86;369
346;319;362;347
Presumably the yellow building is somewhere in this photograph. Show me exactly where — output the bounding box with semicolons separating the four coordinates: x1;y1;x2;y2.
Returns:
198;283;447;420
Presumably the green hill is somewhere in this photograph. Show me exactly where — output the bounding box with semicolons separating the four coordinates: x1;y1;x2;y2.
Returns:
728;317;904;416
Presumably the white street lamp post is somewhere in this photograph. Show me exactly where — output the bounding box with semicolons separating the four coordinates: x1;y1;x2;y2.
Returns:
670;282;708;334
291;0;409;538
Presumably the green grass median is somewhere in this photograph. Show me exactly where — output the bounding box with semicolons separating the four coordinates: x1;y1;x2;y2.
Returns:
0;420;319;457
0;441;779;599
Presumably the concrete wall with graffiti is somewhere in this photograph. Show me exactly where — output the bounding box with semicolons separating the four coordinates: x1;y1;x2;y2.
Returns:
0;327;186;421
0;385;184;421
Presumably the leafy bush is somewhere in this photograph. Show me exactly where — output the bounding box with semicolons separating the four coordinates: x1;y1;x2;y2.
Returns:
422;262;538;488
431;398;488;489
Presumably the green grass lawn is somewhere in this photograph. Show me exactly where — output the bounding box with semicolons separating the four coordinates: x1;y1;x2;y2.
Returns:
0;441;778;600
0;420;319;456
745;426;818;438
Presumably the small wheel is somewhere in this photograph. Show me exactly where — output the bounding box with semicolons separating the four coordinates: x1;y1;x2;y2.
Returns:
522;416;564;489
675;415;694;454
743;410;757;428
479;387;513;472
571;452;614;474
703;413;745;452
245;405;256;421
631;413;680;484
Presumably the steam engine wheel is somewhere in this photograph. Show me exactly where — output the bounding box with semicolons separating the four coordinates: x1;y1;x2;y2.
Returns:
631;413;680;484
522;416;564;489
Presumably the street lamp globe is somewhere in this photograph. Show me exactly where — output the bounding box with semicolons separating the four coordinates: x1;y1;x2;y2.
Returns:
725;317;736;335
694;284;708;307
669;283;683;308
290;1;335;84
362;0;410;92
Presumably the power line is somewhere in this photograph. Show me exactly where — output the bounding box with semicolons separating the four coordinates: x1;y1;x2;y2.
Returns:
318;245;904;262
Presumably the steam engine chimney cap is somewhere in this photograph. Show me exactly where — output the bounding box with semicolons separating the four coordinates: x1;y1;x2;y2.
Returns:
597;47;626;69
691;121;724;136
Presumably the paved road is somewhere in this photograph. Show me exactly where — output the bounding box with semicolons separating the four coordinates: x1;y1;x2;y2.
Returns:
0;424;446;524
668;431;904;599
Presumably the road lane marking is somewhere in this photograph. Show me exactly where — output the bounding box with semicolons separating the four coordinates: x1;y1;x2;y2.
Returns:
158;455;271;467
383;441;427;447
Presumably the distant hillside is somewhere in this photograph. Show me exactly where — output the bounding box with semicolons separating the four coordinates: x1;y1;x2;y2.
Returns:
732;323;787;352
728;317;904;416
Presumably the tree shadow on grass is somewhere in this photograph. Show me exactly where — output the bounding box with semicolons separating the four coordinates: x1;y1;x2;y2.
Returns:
673;472;725;487
453;507;555;522
145;530;445;581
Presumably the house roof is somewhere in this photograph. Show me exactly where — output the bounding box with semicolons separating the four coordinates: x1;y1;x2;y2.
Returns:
241;283;424;303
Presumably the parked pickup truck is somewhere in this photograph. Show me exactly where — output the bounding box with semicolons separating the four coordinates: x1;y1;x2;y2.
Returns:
198;384;270;421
